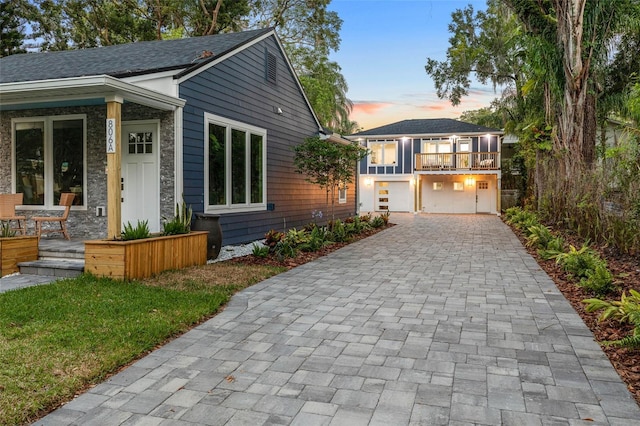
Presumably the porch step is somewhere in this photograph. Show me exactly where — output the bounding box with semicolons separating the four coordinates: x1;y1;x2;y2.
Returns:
38;248;85;260
18;259;84;278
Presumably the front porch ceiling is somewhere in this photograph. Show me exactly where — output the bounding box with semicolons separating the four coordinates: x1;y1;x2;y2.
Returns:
0;75;185;111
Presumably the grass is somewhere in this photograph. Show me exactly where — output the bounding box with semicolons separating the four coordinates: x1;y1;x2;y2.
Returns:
0;262;285;425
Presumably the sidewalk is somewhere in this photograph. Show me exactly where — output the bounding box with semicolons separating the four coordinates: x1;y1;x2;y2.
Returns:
35;214;640;425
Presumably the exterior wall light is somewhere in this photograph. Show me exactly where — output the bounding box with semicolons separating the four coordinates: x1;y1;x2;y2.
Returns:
364;177;373;186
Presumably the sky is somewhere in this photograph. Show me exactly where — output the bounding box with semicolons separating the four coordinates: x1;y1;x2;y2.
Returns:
328;0;497;131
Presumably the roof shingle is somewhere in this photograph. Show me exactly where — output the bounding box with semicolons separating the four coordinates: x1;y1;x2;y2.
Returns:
350;118;502;137
0;28;271;84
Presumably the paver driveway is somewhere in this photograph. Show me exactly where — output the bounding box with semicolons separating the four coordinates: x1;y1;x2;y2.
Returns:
37;214;640;425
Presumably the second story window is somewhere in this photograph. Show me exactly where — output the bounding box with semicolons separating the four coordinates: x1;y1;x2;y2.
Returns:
369;140;397;165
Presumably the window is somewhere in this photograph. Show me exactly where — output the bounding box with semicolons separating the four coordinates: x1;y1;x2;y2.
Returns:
422;138;451;153
338;183;347;204
433;182;443;191
12;116;86;208
453;182;464;191
205;113;266;212
369;140;397;165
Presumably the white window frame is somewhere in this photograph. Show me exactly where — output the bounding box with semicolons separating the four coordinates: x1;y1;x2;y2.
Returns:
11;115;87;210
368;140;397;166
204;112;267;213
421;138;452;153
453;182;464;191
338;183;347;204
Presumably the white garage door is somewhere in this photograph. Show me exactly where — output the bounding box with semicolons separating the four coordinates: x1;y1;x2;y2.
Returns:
375;181;412;212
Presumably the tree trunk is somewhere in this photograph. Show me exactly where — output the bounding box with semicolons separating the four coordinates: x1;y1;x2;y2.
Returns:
553;0;590;179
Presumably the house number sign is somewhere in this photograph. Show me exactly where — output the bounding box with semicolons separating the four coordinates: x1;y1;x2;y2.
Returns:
106;118;116;153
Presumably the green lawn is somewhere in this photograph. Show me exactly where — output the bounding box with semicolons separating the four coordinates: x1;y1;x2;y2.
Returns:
0;263;285;425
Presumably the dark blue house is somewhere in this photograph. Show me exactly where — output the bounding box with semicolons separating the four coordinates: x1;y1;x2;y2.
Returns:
348;119;503;214
0;28;355;244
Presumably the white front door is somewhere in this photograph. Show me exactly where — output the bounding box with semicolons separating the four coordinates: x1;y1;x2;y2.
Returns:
121;122;160;232
476;181;492;213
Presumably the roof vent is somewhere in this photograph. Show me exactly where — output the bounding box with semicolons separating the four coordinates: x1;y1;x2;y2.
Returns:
266;51;277;84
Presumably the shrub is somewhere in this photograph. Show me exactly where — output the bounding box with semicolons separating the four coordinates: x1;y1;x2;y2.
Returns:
538;235;565;260
252;244;270;258
121;220;150;240
579;263;614;295
264;230;285;248
299;226;331;252
555;243;605;279
526;224;554;249
162;201;192;236
583;289;640;348
330;219;348;242
380;211;391;225
0;221;16;238
371;216;385;228
504;207;539;230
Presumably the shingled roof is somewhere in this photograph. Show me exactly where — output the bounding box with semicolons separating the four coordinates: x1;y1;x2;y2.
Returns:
0;28;271;84
351;119;502;137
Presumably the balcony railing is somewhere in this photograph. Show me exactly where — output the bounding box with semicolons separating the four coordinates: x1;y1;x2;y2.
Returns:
415;152;500;171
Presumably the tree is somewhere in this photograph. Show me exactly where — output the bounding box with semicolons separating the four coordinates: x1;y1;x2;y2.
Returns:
293;137;367;220
0;1;27;56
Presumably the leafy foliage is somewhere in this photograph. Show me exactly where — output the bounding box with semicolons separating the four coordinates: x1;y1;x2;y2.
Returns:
121;220;150;241
162;201;192;236
584;289;640;347
555;243;605;280
252;244;269;258
293;137;367;220
579;263;614;296
0;221;16;238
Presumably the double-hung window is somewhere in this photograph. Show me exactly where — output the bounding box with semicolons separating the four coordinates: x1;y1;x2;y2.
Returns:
369;140;397;166
12;115;86;209
205;113;266;212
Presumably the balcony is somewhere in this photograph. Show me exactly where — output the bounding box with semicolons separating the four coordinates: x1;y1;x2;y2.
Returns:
415;152;500;171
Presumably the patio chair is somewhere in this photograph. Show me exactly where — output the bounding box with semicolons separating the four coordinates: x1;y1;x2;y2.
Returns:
0;193;27;235
33;193;75;240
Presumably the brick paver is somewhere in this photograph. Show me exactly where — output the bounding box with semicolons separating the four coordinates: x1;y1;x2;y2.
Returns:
35;214;640;425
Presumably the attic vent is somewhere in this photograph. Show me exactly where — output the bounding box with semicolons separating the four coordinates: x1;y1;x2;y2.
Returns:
266;51;277;84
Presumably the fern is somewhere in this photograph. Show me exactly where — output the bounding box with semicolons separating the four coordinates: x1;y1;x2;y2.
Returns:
583;289;640;348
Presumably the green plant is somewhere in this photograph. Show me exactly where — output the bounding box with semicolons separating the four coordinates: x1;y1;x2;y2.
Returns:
329;219;348;242
579;263;614;295
274;239;297;260
162;201;192;236
538;235;565;260
583;289;640;347
526;224;554;249
121;220;150;241
0;221;16;238
252;244;270;258
555;243;605;279
264;230;285;248
371;216;385;228
299;225;331;252
380;211;391;225
504;207;539;230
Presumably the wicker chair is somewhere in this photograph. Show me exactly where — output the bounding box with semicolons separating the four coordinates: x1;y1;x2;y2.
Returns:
0;193;27;235
33;193;75;240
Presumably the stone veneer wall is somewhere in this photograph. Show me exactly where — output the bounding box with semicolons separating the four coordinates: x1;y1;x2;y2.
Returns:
0;103;174;239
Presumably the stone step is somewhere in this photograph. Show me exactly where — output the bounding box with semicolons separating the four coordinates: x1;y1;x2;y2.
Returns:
38;249;85;260
18;259;85;278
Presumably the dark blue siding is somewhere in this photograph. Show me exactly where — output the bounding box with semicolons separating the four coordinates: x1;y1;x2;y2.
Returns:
180;35;356;245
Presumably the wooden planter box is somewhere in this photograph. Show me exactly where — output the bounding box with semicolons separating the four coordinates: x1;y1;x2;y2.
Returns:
0;236;39;277
84;231;208;280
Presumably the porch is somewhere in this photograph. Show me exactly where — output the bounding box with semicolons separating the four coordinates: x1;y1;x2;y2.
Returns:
415;152;500;171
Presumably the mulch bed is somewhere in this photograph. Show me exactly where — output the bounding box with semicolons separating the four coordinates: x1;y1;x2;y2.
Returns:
510;225;640;405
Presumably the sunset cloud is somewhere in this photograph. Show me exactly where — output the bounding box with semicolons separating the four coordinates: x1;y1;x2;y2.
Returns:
352;101;392;115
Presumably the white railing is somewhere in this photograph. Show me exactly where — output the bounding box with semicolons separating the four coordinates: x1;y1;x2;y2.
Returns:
415;152;499;171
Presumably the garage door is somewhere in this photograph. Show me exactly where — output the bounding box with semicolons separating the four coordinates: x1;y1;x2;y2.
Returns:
375;181;412;212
